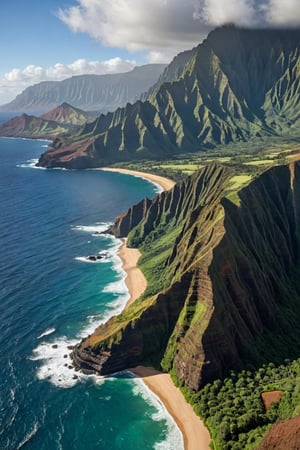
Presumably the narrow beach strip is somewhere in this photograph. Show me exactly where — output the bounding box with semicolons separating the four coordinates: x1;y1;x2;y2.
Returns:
99;167;176;191
118;237;146;307
130;366;211;450
112;168;211;450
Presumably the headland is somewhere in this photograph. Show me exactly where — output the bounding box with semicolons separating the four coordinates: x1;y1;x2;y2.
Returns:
114;168;211;450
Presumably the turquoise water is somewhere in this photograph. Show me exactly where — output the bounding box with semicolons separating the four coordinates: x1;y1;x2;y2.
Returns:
0;137;183;449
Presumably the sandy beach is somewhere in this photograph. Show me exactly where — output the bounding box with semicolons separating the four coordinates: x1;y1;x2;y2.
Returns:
100;167;176;191
118;239;211;450
118;238;147;307
113;168;211;449
130;366;211;450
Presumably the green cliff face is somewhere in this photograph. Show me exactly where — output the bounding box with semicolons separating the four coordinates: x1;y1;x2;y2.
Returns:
71;161;300;391
38;26;300;168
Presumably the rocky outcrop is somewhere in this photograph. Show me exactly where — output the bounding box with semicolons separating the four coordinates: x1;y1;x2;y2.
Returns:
71;162;300;390
72;275;193;374
108;198;152;237
1;64;167;115
38;26;300;168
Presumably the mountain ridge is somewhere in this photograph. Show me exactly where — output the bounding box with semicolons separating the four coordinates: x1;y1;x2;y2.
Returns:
37;26;300;169
0;103;94;139
0;64;167;115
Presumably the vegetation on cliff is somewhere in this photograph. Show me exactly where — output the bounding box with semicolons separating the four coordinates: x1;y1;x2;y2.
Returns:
69;160;300;448
37;26;300;168
188;357;300;449
71;159;300;387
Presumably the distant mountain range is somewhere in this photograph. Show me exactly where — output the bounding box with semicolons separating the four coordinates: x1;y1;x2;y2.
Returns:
0;64;167;115
35;25;300;169
0;103;94;139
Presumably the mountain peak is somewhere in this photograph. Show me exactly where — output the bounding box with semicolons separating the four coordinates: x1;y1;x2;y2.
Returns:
38;27;300;169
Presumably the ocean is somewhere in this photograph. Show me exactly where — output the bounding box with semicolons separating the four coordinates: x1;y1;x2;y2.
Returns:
0;136;183;450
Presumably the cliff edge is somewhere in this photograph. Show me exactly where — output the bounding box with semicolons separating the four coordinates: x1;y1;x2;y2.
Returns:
71;161;300;390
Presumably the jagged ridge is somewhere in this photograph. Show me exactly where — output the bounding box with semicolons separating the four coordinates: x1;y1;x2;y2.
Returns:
71;161;300;391
38;26;300;168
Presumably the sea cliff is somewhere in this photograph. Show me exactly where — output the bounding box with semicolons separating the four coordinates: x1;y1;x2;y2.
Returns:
71;161;300;391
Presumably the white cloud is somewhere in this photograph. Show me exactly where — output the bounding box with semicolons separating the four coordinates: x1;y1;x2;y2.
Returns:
200;0;256;26
58;0;211;62
264;0;300;26
58;0;300;61
0;57;137;104
2;0;299;105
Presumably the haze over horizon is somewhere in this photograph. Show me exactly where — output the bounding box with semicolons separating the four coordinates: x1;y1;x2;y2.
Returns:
1;0;300;105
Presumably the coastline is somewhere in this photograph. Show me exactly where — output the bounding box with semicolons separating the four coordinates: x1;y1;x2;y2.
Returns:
114;169;211;450
99;167;176;192
118;237;147;308
130;366;211;450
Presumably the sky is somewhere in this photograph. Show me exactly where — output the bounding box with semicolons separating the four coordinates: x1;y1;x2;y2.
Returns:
0;0;300;105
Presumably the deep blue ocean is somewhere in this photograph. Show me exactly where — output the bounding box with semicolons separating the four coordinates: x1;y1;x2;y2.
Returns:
0;135;183;450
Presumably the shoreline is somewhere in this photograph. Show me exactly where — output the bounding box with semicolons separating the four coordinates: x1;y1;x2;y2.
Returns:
118;237;147;308
99;167;176;192
130;366;211;450
114;169;211;450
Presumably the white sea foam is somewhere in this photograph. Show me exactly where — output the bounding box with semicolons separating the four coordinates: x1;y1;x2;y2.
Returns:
31;226;126;389
16;158;46;169
17;421;40;449
72;222;112;235
102;278;127;295
37;327;56;339
131;377;184;450
30;336;105;389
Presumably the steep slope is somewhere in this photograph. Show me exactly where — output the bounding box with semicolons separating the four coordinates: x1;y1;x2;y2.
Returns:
40;102;94;126
0;113;69;139
141;47;197;100
37;26;300;169
257;416;300;450
0;103;94;139
71;161;300;392
1;64;167;115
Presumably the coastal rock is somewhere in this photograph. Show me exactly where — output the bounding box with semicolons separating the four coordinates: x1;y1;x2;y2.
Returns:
71;161;300;391
86;255;103;262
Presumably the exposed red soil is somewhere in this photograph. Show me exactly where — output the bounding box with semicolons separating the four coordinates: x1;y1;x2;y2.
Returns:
257;416;300;450
261;390;283;410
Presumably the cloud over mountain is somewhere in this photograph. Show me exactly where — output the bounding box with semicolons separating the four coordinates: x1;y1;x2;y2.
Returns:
58;0;300;63
58;0;211;62
0;57;137;105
